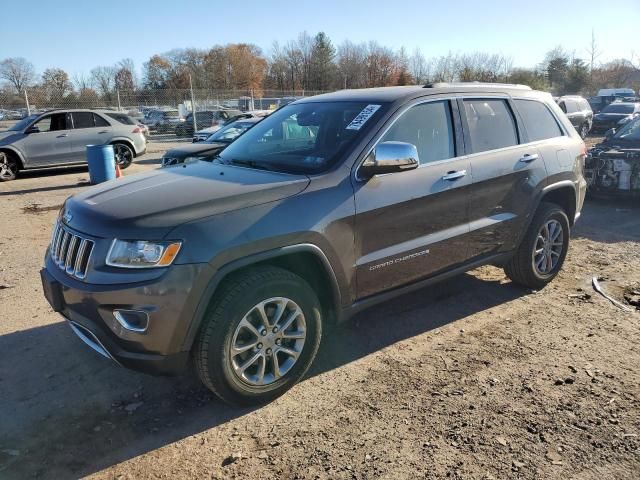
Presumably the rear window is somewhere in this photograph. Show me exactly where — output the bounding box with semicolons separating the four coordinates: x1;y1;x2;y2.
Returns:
514;99;563;142
106;113;135;125
462;99;518;153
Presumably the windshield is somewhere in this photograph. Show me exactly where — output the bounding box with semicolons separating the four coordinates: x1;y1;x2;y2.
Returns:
8;115;38;131
207;121;255;143
614;117;640;141
218;101;387;174
601;104;634;114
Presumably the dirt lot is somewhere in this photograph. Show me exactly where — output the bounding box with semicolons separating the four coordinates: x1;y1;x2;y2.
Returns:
0;137;639;479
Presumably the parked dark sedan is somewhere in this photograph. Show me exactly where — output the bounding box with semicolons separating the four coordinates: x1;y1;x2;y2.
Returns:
591;102;640;133
174;109;243;137
161;117;260;167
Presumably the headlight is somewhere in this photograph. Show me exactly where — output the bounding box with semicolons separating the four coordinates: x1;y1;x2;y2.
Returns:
106;240;182;268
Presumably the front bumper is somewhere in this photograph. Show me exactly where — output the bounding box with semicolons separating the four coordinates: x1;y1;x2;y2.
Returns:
40;257;212;375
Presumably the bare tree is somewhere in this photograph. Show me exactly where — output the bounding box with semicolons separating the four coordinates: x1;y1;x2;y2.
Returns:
409;48;428;84
0;57;36;93
585;29;602;84
90;66;116;97
337;40;367;89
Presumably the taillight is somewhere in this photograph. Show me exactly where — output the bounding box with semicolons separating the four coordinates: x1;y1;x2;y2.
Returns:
580;142;587;157
132;126;142;133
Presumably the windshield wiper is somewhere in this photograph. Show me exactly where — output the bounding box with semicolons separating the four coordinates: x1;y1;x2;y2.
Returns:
224;158;274;171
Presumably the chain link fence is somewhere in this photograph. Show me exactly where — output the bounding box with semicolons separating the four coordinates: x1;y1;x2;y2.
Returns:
0;88;331;121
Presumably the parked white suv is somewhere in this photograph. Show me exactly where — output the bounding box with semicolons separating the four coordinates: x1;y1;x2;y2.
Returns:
0;109;147;181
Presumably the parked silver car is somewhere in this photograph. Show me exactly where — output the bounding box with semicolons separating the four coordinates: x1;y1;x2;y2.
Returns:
0;109;147;181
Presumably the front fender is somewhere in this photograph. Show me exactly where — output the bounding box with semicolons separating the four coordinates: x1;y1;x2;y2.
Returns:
180;243;343;351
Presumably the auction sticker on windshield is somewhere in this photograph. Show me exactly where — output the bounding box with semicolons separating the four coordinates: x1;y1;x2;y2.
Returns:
346;104;381;130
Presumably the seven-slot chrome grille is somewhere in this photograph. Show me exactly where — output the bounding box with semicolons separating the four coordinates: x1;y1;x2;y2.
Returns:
49;221;94;280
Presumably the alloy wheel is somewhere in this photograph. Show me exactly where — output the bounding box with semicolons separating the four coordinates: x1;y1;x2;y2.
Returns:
229;297;306;386
113;144;133;167
0;152;17;181
532;219;564;275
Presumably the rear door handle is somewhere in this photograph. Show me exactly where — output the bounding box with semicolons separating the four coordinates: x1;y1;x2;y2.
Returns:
442;170;467;181
519;153;539;163
98;130;109;134
56;133;68;138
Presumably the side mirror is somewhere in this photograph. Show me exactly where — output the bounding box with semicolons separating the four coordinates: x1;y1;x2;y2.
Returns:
604;128;616;139
358;141;419;179
25;125;40;134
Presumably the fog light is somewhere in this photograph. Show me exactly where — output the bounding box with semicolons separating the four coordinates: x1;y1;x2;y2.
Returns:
113;309;149;332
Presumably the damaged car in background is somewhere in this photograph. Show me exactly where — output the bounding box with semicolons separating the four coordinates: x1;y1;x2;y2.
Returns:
161;117;261;167
586;116;640;196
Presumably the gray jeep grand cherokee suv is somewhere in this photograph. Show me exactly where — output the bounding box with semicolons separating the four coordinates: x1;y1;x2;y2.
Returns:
41;83;587;405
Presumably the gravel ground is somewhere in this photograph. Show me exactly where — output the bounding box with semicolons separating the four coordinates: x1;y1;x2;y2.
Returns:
0;136;639;479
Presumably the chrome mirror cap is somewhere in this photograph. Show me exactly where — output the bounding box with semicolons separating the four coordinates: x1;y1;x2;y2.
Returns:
359;141;419;179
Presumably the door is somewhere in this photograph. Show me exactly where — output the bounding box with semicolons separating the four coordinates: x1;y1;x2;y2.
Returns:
460;98;548;258
18;112;72;167
354;100;471;298
69;112;112;161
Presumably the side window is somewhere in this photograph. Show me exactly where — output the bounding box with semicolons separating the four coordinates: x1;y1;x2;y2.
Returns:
33;115;53;132
93;114;110;127
72;112;95;129
34;113;67;132
514;99;563;142
462;99;518;153
379;100;455;164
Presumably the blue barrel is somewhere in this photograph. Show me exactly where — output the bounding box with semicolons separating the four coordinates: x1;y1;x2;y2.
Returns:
86;144;116;184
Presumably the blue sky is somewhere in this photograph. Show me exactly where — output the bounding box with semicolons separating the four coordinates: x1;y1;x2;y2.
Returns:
4;0;640;78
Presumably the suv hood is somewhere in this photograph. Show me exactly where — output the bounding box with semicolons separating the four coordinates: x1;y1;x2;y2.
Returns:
164;142;227;158
65;162;310;238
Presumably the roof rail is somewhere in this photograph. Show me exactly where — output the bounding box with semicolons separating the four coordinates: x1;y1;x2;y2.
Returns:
424;82;532;90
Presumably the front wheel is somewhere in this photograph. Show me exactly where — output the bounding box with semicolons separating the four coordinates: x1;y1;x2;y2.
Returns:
504;202;570;290
112;143;134;169
194;266;322;406
579;122;590;138
0;151;19;181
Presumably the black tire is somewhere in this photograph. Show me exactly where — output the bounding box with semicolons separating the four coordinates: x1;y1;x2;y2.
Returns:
0;151;19;181
194;266;322;406
504;202;570;290
579;122;590;139
112;143;134;169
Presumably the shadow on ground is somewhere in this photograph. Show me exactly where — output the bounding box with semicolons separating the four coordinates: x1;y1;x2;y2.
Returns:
0;272;524;479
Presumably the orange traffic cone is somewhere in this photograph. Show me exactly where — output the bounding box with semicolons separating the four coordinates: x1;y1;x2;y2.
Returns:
115;163;122;178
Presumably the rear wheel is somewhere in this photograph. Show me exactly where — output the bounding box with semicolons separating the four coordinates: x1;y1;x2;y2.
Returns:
194;266;322;406
504;202;570;289
0;151;19;181
112;143;134;169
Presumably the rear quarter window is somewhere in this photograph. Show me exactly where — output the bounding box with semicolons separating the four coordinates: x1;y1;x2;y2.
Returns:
514;99;563;142
106;113;135;125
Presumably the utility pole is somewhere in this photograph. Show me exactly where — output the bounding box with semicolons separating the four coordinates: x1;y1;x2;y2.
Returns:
24;90;30;115
116;89;122;111
189;74;197;134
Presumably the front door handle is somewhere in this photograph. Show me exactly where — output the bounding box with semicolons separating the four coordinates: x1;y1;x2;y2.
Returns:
519;153;539;163
442;170;467;181
56;133;68;138
98;130;109;134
